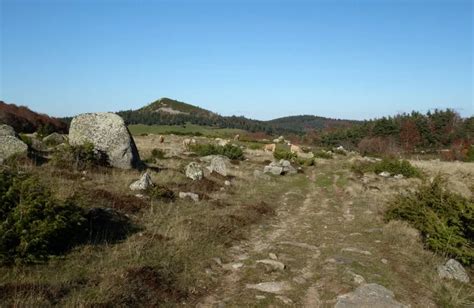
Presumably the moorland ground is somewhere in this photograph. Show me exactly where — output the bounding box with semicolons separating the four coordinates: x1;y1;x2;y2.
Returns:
1;132;473;307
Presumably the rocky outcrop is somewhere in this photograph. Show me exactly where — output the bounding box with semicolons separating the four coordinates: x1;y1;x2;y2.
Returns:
0;124;28;163
69;113;141;169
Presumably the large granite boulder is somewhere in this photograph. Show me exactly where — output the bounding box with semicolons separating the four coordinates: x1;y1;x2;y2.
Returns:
69;113;141;169
0;124;28;164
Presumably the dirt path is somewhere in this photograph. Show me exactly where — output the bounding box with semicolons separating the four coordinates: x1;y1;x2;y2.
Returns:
197;162;442;307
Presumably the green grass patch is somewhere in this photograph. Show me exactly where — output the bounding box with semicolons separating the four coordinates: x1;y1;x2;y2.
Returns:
313;150;333;159
128;124;245;138
190;143;244;160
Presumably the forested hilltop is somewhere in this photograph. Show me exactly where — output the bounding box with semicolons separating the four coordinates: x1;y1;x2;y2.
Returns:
117;98;353;135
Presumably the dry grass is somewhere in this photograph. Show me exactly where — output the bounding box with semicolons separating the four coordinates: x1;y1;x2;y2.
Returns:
1;135;473;306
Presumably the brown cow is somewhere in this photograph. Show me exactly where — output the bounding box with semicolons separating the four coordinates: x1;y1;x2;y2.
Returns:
263;143;276;152
290;144;303;154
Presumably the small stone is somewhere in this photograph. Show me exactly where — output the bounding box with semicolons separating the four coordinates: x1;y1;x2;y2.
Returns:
379;171;391;177
256;259;285;271
179;192;199;202
342;247;372;255
381;259;388;264
255;295;266;300
276;295;293;304
246;281;292;294
224;180;231;186
222;262;244;271
269;252;278;260
394;174;404;179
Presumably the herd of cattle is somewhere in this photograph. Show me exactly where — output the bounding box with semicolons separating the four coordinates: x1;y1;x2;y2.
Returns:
151;133;305;155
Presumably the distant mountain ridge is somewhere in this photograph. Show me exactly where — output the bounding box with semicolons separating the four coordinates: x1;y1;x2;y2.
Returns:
118;97;355;135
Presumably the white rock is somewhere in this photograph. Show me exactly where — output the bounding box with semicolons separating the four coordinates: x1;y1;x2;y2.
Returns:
379;171;391;177
269;252;278;260
179;192;199;202
246;281;292;294
256;259;285;271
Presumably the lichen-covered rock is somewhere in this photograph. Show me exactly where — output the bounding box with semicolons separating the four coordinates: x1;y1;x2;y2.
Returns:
185;162;203;180
0;125;28;164
69;113;141;169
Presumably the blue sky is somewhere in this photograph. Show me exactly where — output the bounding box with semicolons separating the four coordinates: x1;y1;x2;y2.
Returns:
1;0;472;120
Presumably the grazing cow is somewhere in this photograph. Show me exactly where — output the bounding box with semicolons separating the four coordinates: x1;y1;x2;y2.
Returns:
264;143;276;152
183;138;196;149
290;144;303;154
215;138;230;146
234;134;240;141
158;135;165;143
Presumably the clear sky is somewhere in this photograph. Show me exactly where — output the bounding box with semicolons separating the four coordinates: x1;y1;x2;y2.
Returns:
0;0;472;120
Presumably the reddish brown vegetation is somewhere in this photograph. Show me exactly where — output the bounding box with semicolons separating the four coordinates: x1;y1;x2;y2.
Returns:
0;101;68;133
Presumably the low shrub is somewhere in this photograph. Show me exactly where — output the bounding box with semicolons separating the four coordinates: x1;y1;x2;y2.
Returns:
148;186;175;201
373;158;421;178
0;171;88;264
385;176;474;265
190;143;244;160
273;148;296;160
295;157;315;166
19;134;32;147
465;146;474;162
351;158;421;178
332;148;347;156
313;150;333;159
51;142;108;170
151;148;166;160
